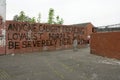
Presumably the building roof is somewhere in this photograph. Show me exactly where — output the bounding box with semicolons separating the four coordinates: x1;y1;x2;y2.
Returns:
71;22;93;27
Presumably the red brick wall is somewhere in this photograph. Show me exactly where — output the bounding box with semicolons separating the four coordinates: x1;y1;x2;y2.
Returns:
90;32;120;59
85;23;94;43
86;23;94;37
6;21;88;54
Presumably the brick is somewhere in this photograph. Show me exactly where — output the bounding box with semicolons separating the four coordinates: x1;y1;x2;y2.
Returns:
5;21;93;54
90;32;120;60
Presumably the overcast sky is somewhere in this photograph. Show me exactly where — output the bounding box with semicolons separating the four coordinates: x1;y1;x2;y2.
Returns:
6;0;120;26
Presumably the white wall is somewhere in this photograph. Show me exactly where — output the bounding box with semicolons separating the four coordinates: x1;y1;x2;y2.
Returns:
0;0;6;22
0;0;6;47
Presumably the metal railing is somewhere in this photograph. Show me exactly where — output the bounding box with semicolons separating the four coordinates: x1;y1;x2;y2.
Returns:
95;23;120;32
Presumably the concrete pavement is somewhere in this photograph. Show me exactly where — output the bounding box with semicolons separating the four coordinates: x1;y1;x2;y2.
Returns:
0;48;120;80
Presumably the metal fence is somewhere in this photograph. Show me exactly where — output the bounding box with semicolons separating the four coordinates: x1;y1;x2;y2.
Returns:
95;23;120;32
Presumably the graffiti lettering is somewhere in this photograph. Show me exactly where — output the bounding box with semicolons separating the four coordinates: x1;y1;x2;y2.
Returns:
7;22;87;50
8;23;61;33
61;38;72;45
8;41;20;49
8;33;43;40
48;33;71;40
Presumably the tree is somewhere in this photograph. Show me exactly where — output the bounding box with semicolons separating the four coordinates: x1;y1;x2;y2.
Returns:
47;8;64;24
48;8;54;24
30;17;36;23
55;15;64;24
37;13;41;23
56;15;60;24
13;10;64;24
13;15;18;21
24;16;30;22
59;18;64;24
18;11;26;22
13;11;36;23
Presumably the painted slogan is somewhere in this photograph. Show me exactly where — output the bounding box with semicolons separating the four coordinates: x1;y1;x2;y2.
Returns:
6;21;86;52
